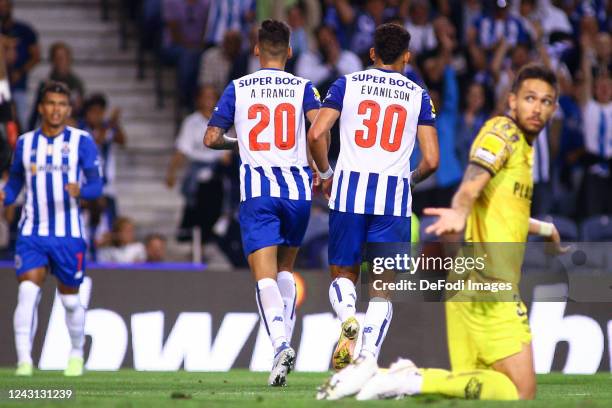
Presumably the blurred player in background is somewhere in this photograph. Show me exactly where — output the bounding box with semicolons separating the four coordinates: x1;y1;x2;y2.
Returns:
1;81;102;377
356;64;567;401
310;23;439;399
205;20;322;386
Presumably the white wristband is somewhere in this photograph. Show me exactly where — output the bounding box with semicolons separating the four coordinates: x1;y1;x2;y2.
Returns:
223;135;237;144
538;222;554;237
319;167;334;180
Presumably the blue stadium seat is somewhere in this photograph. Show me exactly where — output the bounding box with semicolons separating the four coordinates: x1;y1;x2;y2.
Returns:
580;215;612;241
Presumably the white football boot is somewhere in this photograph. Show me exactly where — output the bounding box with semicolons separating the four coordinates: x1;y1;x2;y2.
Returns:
356;358;422;400
268;343;295;386
316;354;378;400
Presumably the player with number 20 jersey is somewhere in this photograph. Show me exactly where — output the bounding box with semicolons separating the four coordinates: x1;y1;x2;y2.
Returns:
205;20;321;387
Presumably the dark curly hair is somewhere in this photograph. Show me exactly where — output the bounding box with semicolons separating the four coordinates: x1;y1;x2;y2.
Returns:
374;23;411;65
258;19;290;58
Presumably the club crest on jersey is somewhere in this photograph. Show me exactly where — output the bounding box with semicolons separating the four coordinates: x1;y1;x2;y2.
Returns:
62;143;70;157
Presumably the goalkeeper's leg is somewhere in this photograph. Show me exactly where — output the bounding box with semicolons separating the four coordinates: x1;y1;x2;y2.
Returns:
423;342;535;400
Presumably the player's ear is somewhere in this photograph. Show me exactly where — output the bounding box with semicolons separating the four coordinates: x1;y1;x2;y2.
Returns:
403;50;411;65
369;47;376;64
254;44;260;57
508;92;517;111
287;46;293;60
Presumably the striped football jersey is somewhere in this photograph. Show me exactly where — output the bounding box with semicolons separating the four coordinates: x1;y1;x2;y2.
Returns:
10;127;101;238
208;68;321;202
322;68;436;217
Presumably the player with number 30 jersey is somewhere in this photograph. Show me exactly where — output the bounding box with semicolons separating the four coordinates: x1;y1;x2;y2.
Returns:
205;20;322;387
309;24;439;398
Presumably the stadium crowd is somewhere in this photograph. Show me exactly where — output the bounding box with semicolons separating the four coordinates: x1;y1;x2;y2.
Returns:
1;0;611;264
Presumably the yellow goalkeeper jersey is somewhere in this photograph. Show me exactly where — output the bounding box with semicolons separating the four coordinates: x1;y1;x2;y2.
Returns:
463;116;534;288
466;115;533;243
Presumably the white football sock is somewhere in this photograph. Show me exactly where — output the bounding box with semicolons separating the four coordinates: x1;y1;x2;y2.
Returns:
329;277;357;322
14;281;41;365
60;294;85;359
360;297;393;360
276;271;297;344
255;278;288;352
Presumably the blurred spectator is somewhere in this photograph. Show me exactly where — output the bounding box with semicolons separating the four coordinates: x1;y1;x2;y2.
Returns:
198;30;242;95
490;36;552;113
161;0;209;109
331;0;386;64
145;233;167;262
97;217;146;263
428;31;462;208
204;0;255;46
296;24;362;92
166;85;231;243
322;0;350;49
28;42;85;130
456;81;489;170
514;0;572;42
0;0;39;130
556;72;586;216
577;34;612;217
531;124;559;216
287;2;309;56
229;24;260;80
461;0;483;41
404;0;437;54
78;93;126;227
593;31;611;73
472;0;529;51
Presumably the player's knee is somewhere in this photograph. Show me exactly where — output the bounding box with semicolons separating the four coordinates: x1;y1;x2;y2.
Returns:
517;379;536;400
330;267;358;284
60;294;82;312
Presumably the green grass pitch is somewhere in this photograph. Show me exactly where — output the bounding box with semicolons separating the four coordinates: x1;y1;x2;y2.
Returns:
0;369;611;407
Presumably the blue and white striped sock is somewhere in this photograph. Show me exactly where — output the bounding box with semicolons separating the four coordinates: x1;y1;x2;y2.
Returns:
360;297;393;360
255;278;287;351
277;271;297;344
329;277;357;323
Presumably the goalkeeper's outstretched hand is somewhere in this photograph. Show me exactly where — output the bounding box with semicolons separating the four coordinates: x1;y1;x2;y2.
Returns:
423;207;466;236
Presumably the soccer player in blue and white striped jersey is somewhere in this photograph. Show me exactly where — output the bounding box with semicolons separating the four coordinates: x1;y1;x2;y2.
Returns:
205;20;322;387
1;81;103;377
309;24;439;398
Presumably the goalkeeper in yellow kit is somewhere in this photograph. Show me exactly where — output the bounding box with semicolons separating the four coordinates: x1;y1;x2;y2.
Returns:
353;64;568;401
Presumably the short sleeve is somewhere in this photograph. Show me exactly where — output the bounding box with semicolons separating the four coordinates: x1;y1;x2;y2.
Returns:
418;91;436;126
78;134;101;172
302;81;321;114
9;137;24;175
468;131;511;176
175;116;192;155
208;82;236;131
321;76;346;111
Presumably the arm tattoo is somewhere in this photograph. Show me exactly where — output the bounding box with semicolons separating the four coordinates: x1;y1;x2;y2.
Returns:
410;168;424;186
463;164;490;182
205;127;237;150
